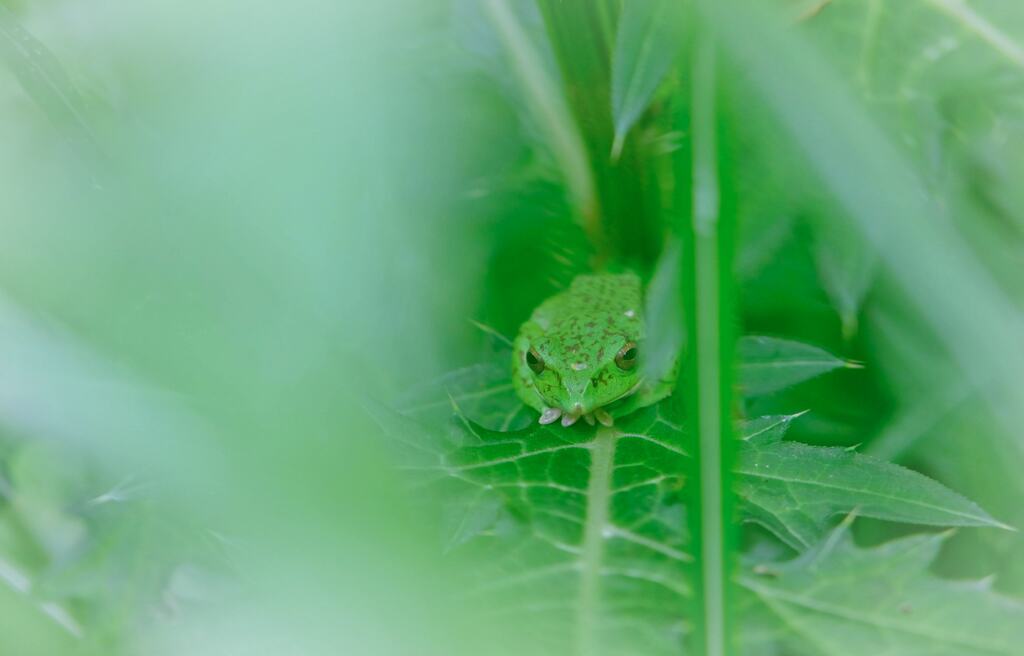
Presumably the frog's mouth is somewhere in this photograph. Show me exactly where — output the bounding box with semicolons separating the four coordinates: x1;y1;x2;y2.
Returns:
537;379;644;428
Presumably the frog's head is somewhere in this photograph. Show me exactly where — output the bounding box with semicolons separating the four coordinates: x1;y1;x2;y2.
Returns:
519;330;642;427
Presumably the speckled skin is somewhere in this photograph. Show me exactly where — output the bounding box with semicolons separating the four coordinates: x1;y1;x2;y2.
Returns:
512;272;672;423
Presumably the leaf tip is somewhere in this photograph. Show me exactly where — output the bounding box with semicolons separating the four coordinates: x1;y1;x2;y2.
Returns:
610;131;626;162
468;318;513;347
840;311;859;341
446;391;466;419
963;507;1015;532
993;518;1018;532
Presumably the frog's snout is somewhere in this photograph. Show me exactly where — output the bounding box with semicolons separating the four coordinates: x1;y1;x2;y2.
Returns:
563;379;591;410
562;395;590;418
558;396;591;428
559;402;585;427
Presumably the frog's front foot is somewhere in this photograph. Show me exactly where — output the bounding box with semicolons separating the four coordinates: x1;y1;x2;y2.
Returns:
594;409;614;427
538;407;562;425
538;406;615;428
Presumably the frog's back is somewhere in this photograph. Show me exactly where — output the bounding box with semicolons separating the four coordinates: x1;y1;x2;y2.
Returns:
531;272;643;338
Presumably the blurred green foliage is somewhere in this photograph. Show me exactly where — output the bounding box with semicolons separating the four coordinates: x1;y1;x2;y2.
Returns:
1;0;1023;654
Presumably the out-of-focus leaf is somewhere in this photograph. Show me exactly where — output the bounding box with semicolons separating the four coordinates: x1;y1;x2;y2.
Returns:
0;439;204;651
734;416;1008;550
743;524;1024;655
738;335;856;396
736;211;796;281
8;443;87;560
703;0;1024;438
0;5;97;150
0;582;80;656
730;82;805;283
642;239;684;387
610;0;686;158
811;217;877;339
484;0;598;229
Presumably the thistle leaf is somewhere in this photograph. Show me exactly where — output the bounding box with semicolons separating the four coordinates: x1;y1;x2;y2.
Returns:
743;525;1024;656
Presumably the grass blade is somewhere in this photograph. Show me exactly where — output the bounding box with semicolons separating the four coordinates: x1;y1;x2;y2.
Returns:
685;33;737;656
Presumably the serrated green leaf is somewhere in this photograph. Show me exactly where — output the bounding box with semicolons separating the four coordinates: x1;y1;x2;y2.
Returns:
397;360;532;432
376;382;1007;654
610;0;685;158
396;324;531;432
742;525;1024;656
735;430;1008;550
373;401;691;655
738;335;854;396
737;412;807;445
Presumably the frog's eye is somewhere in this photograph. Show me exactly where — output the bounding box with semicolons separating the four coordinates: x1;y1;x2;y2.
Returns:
615;342;638;371
526;347;545;375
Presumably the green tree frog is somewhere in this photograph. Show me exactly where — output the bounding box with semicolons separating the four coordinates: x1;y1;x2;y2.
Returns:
512;272;674;427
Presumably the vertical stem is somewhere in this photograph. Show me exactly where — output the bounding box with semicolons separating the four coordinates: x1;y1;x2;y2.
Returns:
687;34;736;656
576;426;617;656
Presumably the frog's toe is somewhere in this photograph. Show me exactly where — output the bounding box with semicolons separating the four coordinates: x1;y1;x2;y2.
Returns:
582;413;596;426
595;409;614;427
561;412;580;427
539;407;562;425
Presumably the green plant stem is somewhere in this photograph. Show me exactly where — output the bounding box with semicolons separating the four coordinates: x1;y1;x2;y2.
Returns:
688;35;736;656
576;426;617;656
